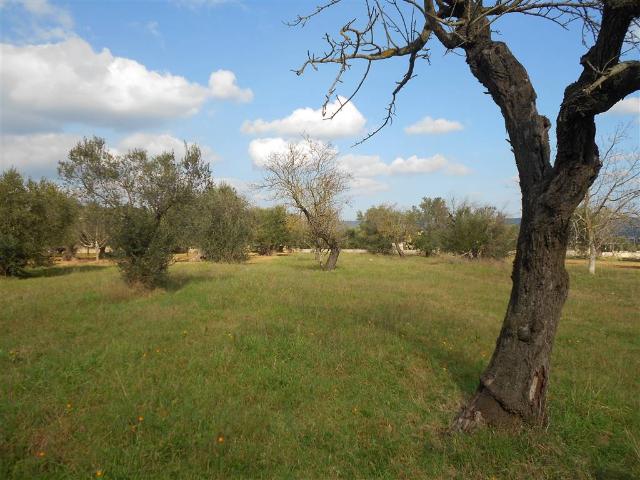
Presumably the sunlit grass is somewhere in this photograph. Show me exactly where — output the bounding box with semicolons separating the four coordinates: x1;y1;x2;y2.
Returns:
1;254;638;479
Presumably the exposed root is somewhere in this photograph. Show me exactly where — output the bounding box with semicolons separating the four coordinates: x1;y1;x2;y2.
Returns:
450;387;521;433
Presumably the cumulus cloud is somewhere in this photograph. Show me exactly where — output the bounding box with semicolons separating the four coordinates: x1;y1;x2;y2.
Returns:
0;37;252;133
338;153;471;176
248;137;470;197
242;96;366;139
0;132;218;173
116;133;219;165
405;116;464;135
339;154;390;177
349;177;389;196
247;137;290;168
0;132;79;170
608;96;640;115
209;70;253;103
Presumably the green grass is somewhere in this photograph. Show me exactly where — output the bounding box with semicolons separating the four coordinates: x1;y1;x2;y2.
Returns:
1;254;638;479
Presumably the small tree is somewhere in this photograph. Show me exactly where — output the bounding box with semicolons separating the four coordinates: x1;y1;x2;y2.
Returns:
359;204;416;256
571;127;640;274
59;137;210;288
252;206;290;255
194;184;252;262
444;202;517;259
75;202;115;261
412;197;450;256
260;138;350;270
0;169;77;276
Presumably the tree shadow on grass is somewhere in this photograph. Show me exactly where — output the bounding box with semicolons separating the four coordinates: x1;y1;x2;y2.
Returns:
359;312;484;396
26;264;109;278
163;270;234;292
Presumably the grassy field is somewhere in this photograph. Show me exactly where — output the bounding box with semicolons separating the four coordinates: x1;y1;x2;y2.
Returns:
1;254;638;479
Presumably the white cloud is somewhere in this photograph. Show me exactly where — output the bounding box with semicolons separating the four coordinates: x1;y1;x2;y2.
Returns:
0;132;218;172
339;154;390;177
19;0;72;26
0;132;79;170
117;133;219;165
349;177;389;196
405;116;463;135
0;0;74;42
247;137;290;168
0;37;252;133
608;96;640;116
209;69;253;103
339;153;470;177
242;96;366;139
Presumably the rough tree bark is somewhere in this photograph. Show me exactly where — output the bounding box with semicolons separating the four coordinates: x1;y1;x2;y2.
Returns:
452;1;639;430
324;245;341;271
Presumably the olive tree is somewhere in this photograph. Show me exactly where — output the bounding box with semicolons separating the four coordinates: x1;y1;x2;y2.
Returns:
260;138;350;270
59;137;210;288
359;204;417;256
444;201;518;259
412;197;450;256
252;206;290;255
292;0;640;429
194;184;253;263
0;169;77;276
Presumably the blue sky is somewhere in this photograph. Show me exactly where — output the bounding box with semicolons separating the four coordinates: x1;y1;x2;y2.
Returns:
1;0;638;218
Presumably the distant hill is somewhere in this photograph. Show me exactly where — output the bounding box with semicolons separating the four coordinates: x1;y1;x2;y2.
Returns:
342;220;360;228
618;217;640;240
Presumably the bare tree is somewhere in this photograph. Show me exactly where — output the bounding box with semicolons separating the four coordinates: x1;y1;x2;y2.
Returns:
260;138;351;271
291;0;640;430
76;202;113;261
572;126;640;273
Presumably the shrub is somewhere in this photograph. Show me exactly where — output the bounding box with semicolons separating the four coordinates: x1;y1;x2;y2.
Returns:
0;169;77;276
252;206;289;255
195;185;252;262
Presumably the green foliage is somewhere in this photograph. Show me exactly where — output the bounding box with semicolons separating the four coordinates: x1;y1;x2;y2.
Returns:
443;202;517;259
59;137;210;287
357;210;392;254
358;205;416;254
284;212;314;249
341;226;368;249
252;206;290;255
194;184;252;262
109;207;175;287
412;197;450;256
0;169;77;276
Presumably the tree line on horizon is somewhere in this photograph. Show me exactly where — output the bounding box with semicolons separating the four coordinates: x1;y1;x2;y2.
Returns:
1;135;637;284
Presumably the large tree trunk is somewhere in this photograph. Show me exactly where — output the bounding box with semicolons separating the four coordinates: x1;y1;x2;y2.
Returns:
452;1;638;430
324;246;340;271
394;241;405;257
453;205;572;429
